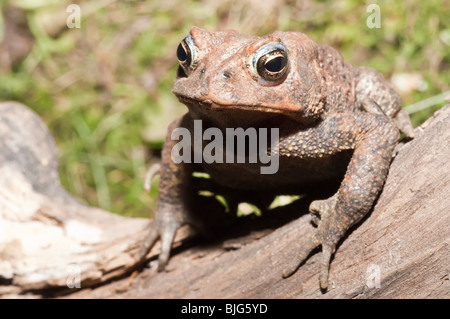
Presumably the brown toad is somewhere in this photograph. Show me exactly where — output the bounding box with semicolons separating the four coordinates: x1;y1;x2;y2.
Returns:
138;27;414;289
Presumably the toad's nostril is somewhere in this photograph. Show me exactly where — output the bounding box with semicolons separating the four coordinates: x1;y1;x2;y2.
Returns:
221;71;232;80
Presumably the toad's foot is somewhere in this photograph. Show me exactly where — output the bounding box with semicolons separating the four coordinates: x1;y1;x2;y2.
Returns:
282;194;348;290
136;203;182;271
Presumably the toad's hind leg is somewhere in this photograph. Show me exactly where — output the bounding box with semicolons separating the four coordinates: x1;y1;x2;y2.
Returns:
281;113;400;289
355;66;415;138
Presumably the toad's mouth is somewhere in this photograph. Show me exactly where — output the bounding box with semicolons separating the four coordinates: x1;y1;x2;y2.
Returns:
176;95;292;115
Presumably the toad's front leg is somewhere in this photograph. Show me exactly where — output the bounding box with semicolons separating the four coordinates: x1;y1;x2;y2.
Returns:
281;113;400;289
137;116;198;270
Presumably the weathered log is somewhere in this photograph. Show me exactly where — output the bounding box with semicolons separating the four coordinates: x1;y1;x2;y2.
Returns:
0;102;160;297
0;101;449;298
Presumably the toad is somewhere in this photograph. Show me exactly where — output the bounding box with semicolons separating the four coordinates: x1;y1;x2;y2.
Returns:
138;27;414;289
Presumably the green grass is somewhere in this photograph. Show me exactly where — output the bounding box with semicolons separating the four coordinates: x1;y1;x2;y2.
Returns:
0;0;448;217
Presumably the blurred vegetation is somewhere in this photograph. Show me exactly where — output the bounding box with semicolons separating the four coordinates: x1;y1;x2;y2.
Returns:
0;0;448;217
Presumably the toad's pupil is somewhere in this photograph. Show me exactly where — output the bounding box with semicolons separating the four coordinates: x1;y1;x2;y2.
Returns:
265;56;285;72
177;42;187;62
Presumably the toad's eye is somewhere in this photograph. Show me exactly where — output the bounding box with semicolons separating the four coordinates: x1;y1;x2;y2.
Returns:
253;42;288;82
177;35;195;70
